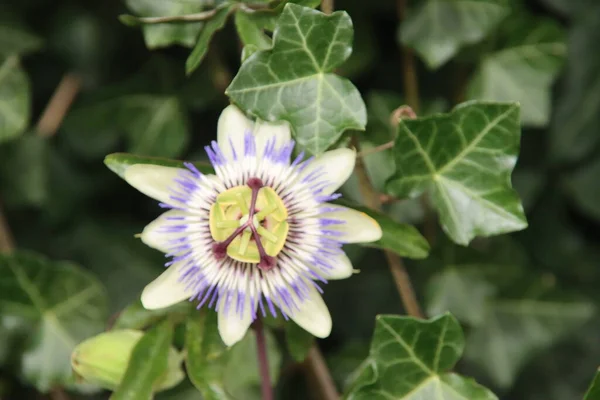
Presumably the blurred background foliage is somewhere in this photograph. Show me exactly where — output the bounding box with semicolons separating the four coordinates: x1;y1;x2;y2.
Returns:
0;0;600;399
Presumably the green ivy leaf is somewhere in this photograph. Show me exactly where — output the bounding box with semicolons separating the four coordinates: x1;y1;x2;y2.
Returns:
337;200;430;259
185;5;234;75
124;0;211;49
399;0;509;69
104;153;214;179
112;299;191;330
226;4;366;155
234;10;272;51
0;251;108;392
345;314;497;400
285;321;314;362
185;310;231;400
0;21;43;57
0;56;29;144
549;6;600;164
584;370;600;400
111;321;174;400
467;17;566;126
386;102;527;245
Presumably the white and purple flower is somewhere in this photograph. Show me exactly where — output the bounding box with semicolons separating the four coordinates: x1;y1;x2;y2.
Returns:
123;105;382;346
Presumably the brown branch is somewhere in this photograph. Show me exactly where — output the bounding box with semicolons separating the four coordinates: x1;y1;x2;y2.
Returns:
352;136;424;318
49;388;70;400
304;346;339;400
0;203;14;253
121;10;217;25
321;0;335;15
357;141;394;158
397;0;420;113
36;73;82;138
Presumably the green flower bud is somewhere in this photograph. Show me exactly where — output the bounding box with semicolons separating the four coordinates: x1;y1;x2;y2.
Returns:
71;329;184;391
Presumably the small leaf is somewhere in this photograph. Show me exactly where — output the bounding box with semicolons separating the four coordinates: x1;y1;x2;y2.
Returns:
111;321;174;400
124;0;210;49
185;310;231;399
72;329;184;392
234;11;272;51
104;153;214;179
399;0;509;69
467;16;566;126
336;200;430;259
285;321;314;362
345;314;497;400
226;4;366;155
185;6;233;75
112;299;192;330
386;102;527;245
584;370;600;400
0;251;108;392
0;56;30;143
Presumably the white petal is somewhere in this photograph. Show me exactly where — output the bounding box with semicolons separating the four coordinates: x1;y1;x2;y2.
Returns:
299;148;356;195
322;204;382;243
254;119;292;159
124;164;182;204
290;285;332;338
319;252;354;280
218;292;253;346
140;210;189;253
141;264;194;310
217;105;253;162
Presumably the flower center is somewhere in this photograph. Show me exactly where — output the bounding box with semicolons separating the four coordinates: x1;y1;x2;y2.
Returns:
209;178;289;271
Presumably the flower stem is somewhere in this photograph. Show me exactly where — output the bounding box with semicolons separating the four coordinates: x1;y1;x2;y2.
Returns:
36;73;82;138
321;0;334;15
0;203;14;253
255;318;273;400
397;0;419;114
351;136;424;319
304;345;339;400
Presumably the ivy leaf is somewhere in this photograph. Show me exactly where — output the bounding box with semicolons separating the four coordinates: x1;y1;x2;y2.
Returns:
399;0;509;69
185;310;231;399
112;299;191;330
386;102;527;246
0;21;43;57
549;6;600;164
285;321;314;362
226;3;367;155
584;370;600;400
345;314;497;400
467;17;566;126
124;0;210;49
0;56;30;144
185;5;233;75
0;251;108;392
104;153;214;179
464;299;594;388
234;10;272;52
111;321;174;400
337;200;430;259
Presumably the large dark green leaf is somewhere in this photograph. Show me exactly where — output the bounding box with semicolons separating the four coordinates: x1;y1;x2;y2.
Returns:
386;102;527;245
111;321;174;400
0;251;108;392
584;370;600;400
185;5;234;75
549;6;600;164
345;314;497;399
467;17;566;126
399;0;509;69
0;56;29;143
226;4;366;155
124;0;211;49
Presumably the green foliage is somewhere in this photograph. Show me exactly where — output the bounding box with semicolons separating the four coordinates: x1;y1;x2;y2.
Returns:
285;321;314;362
584;370;600;400
386;102;527;245
0;251;108;392
345;314;497;399
226;4;366;155
0;57;29;143
399;0;509;69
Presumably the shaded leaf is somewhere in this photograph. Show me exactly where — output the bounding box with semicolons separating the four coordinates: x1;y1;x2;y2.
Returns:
285;321;314;362
337;200;430;259
112;299;191;330
104;152;214;179
399;0;509;69
386;102;527;245
226;4;366;155
111;321;174;400
563;155;600;222
0;56;29;143
345;314;497;400
467;17;566;126
234;10;272;52
0;251;108;392
0;21;42;57
584;370;600;400
125;0;210;49
185;5;233;75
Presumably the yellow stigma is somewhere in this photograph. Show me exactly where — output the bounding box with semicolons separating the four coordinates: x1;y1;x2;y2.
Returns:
209;184;289;263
